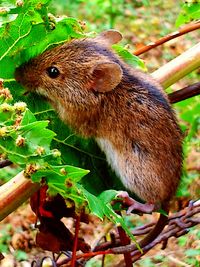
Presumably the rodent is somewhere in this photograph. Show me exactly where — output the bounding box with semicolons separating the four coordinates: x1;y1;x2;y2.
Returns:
15;30;183;251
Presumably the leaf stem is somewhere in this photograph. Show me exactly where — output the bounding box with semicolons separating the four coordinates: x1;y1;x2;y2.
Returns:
53;137;105;161
34;109;54;115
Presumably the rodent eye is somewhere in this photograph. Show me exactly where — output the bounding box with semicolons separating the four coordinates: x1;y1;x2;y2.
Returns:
46;66;60;78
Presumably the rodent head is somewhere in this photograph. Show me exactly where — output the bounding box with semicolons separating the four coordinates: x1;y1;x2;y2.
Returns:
15;30;123;109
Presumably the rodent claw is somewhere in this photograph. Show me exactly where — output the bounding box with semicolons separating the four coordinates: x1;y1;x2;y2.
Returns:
117;191;155;214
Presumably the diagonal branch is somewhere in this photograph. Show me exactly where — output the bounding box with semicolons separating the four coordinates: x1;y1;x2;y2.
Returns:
0;159;13;168
152;42;200;88
168;82;200;103
0;171;40;221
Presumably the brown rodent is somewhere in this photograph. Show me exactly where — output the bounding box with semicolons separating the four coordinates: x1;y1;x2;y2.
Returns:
15;30;183;250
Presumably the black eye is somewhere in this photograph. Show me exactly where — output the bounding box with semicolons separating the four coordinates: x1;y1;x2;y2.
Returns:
46;66;60;78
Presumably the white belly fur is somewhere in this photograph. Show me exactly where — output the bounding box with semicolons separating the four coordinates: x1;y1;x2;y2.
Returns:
96;137;130;189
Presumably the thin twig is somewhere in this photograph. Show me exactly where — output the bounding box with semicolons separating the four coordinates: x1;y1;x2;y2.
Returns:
134;21;200;56
71;216;81;267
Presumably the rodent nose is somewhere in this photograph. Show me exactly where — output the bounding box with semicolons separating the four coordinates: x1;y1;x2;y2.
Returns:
14;67;22;83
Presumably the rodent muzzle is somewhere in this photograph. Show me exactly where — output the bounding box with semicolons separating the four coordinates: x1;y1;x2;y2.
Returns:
14;67;22;83
14;64;40;90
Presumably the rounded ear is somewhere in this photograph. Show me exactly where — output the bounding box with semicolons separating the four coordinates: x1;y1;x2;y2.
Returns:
90;62;123;93
94;30;122;46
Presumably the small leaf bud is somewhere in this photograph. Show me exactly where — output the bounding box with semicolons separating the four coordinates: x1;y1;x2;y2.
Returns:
60;168;67;175
15;135;25;147
14;102;27;113
36;146;45;155
0;88;13;101
0;103;13;112
0;127;8;137
52;149;61;158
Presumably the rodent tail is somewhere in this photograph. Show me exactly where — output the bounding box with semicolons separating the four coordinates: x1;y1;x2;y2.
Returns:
138;209;169;249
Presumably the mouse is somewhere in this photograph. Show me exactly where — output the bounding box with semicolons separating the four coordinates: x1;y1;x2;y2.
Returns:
15;30;183;251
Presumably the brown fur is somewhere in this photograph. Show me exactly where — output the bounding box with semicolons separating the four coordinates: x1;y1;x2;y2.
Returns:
15;32;183;205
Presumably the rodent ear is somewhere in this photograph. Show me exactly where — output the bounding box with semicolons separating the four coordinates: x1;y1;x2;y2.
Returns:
95;30;122;46
91;62;123;92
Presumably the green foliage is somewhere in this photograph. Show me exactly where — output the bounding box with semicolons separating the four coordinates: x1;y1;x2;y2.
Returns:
175;96;200;197
0;0;84;79
113;44;146;71
176;1;200;26
0;105;56;166
0;224;11;254
178;229;200;267
50;0;149;29
185;248;200;266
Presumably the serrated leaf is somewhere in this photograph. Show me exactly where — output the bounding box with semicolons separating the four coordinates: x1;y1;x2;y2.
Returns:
102;203;139;246
0;1;84;79
31;164;89;183
20;109;37;125
19;121;55;151
82;188;104;219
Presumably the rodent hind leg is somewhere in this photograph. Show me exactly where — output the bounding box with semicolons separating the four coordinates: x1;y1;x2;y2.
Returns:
117;191;155;214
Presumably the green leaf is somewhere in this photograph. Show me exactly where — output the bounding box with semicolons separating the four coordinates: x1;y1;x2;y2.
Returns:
0;1;84;79
112;44;146;71
82;188;104;219
176;3;200;26
20;109;37;125
31;164;89;183
99;189;118;204
82;187;139;247
19;121;55;151
101;202;139;247
14;250;28;261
